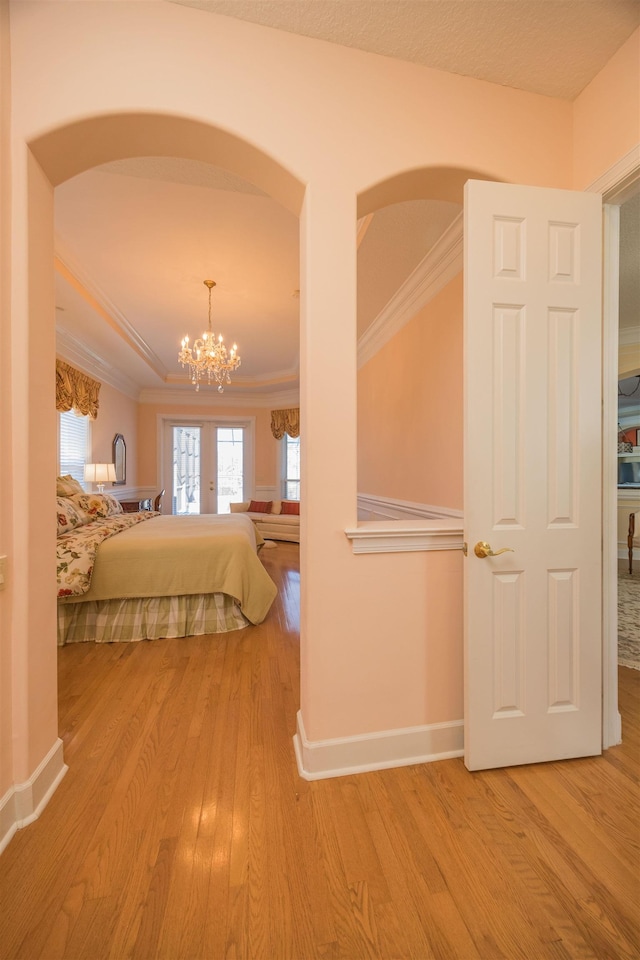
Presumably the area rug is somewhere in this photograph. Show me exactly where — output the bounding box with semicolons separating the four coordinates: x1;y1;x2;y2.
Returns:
618;576;640;670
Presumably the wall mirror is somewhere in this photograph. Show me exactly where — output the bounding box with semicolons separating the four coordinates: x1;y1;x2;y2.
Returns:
112;433;126;485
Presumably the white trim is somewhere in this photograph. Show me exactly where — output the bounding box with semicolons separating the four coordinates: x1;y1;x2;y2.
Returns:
139;386;300;408
111;486;158;503
164;366;300;389
345;519;464;554
293;710;464;781
357;212;463;368
348;495;463;554
587;143;640;202
357;492;463;522
0;739;68;855
603;203;622;749
55;248;169;380
256;484;278;500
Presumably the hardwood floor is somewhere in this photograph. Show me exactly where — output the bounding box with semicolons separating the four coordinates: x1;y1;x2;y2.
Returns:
1;542;639;959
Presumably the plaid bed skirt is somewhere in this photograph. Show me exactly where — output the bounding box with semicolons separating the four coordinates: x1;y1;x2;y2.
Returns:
57;592;249;645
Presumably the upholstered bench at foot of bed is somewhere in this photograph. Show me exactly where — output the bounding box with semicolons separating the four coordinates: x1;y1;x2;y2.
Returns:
230;500;300;542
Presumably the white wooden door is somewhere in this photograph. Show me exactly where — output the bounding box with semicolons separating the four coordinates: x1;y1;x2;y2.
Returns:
464;179;603;771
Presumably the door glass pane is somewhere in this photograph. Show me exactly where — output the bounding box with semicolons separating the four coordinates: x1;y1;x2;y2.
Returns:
217;427;244;513
173;425;201;515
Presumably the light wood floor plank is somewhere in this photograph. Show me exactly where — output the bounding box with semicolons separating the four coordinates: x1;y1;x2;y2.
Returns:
1;545;638;960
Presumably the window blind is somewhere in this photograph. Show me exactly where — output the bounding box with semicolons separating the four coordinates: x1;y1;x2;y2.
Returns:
59;410;89;488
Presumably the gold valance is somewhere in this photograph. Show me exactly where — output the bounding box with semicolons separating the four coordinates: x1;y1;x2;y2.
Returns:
270;407;300;439
56;360;101;419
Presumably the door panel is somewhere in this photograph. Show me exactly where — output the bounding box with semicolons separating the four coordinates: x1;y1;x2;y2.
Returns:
464;180;602;771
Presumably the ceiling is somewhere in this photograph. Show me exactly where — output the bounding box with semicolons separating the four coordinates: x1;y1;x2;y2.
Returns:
54;1;640;403
171;0;640;101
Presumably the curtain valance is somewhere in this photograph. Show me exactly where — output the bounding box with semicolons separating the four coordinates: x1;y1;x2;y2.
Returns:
270;407;300;439
56;360;101;419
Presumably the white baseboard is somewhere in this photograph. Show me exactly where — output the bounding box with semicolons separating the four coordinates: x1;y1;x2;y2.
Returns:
0;738;68;855
293;710;464;781
112;487;157;503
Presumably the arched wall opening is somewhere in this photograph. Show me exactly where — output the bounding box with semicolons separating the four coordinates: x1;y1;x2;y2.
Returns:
356;165;504;522
14;111;305;788
30;113;305;216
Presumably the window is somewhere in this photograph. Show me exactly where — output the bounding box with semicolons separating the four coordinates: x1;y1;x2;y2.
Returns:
283;434;300;500
58;409;89;488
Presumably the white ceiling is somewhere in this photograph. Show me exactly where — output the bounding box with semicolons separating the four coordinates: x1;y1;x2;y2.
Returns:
54;1;639;403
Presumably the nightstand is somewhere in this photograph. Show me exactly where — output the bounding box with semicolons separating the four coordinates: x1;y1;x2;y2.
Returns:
120;499;151;513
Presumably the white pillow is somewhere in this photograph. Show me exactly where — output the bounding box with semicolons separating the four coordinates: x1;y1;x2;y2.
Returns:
230;501;250;513
271;500;282;515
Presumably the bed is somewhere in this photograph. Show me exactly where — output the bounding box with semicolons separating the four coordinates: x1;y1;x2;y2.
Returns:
56;479;277;645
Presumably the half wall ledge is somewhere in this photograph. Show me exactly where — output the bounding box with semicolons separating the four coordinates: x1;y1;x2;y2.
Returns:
345;519;464;554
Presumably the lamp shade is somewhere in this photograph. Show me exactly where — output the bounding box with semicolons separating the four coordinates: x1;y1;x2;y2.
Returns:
84;463;116;483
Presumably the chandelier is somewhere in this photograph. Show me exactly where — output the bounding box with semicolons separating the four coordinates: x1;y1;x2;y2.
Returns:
178;280;241;392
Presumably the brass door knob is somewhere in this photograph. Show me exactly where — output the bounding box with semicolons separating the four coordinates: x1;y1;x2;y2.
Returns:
474;541;514;559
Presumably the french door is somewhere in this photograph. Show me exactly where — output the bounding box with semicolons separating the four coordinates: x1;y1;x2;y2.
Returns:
163;419;253;515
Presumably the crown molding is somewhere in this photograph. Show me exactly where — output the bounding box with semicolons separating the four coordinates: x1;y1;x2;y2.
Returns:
588;143;640;203
56;327;142;400
55;245;169;380
138;386;300;408
164;367;299;389
357;211;463;368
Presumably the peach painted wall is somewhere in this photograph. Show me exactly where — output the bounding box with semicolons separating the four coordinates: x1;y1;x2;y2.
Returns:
8;152;59;785
88;382;138;489
3;1;635;811
573;27;640;189
137;404;277;492
358;274;463;510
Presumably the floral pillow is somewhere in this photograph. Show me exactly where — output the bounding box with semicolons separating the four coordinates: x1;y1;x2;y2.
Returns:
70;493;124;519
56;474;85;497
56;496;89;536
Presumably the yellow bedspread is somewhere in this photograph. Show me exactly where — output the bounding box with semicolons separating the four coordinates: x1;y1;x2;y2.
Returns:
60;513;277;625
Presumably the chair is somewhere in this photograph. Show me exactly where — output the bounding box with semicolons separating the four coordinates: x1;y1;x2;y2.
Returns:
154;489;165;513
628;511;640;575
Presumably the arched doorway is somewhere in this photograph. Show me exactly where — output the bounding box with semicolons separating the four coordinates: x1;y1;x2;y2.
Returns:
16;112;304;792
